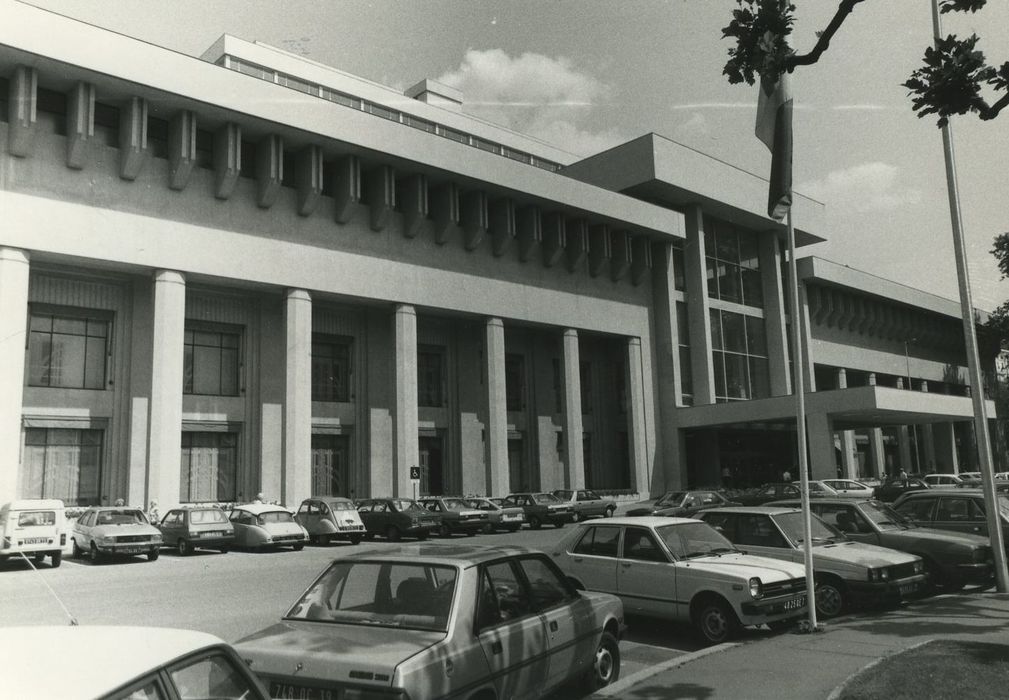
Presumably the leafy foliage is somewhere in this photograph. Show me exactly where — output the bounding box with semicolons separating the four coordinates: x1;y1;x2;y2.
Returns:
904;34;1006;125
941;0;986;13
721;0;796;85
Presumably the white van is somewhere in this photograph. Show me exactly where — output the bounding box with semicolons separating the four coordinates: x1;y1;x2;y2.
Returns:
0;499;67;567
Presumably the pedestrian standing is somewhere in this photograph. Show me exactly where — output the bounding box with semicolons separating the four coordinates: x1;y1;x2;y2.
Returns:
782;469;792;482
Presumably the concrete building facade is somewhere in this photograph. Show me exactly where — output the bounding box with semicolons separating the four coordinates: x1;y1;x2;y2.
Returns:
0;2;995;510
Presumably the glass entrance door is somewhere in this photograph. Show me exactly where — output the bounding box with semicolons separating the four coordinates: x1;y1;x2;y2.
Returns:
311;434;350;497
419;435;444;496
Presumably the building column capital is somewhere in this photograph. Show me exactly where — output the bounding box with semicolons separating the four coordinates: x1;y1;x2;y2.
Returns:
394;303;416;317
486;316;504;329
153;269;185;286
285;288;312;303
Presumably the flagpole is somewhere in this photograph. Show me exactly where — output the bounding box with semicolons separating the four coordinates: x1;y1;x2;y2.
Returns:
931;0;1009;593
786;208;818;631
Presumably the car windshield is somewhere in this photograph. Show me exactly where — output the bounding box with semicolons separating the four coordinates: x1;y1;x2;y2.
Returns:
772;511;842;545
285;561;457;632
466;499;497;511
442;498;468;510
257;511;295;524
96;509;148;525
859;501;912;530
189;509;227;524
392;500;426;513
655;492;686;507
533;494;560;504
328;501;356;511
554;490;573;499
17;510;56;527
656;522;738;559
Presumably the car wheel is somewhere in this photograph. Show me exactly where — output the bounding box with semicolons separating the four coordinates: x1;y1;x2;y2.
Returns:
815;578;846;618
293;543;305;551
386;526;401;542
582;630;620;691
51;551;62;568
72;539;83;559
694;598;738;645
349;535;362;545
147;548;160;562
218;547;229;554
89;542;102;564
438;523;452;538
528;515;542;530
554;520;565;528
177;538;191;556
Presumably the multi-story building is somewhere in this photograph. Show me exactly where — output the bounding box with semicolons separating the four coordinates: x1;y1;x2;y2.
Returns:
0;2;994;509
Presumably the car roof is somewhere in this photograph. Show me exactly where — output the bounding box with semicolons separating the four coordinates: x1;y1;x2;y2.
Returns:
766;498;874;506
701;506;803;515
4;626;227;698
335;543;547;567
899;488;982;497
233;503;293;515
307;496;355;503
582;516;703;527
1;499;66;511
84;506;146;513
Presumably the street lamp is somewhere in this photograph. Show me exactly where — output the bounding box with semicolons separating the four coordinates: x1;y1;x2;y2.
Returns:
903;338;922;472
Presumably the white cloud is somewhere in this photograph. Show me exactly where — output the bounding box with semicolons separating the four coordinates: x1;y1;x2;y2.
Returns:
435;49;622;156
798;162;922;212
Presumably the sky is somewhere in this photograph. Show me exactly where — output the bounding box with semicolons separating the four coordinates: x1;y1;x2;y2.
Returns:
22;0;1009;310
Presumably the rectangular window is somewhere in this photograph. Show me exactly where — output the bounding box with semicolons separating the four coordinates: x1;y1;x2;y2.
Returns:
552;358;562;413
321;87;361;109
705;216;762;308
580;361;592;414
505;353;525;411
710;309;769;402
183;326;241;396
180;432;238;503
672;246;686;291
418;346;445;407
22;428;102;506
28;310;109;390
312;335;353;402
277;72;317;95
365;102;399;121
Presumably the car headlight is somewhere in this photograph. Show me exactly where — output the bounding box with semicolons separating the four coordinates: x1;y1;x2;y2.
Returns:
913;560;923;574
152;534;163;543
868;568;889;582
99;536;116;545
748;577;763;599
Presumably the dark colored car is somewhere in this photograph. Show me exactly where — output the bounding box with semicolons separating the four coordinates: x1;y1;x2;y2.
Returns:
626;489;739;517
873;477;929;502
502;493;575;529
551;490;617;521
419;497;490;536
769;497;994;590
357;498;441;541
892;488;1009;554
156;506;235;555
732;483;802;506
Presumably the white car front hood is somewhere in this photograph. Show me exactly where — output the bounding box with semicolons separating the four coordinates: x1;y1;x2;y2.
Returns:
681;552;805;582
810;541;918;567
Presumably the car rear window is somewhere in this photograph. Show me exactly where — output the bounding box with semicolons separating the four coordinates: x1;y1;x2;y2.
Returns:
533;494;560;504
258;511;295;524
17;511;56;527
330;501;356;511
189;509;228;524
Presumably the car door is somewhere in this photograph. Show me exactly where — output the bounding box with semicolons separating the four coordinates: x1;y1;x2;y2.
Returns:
474;560;548;700
565;524;619;594
74;510;96;549
517;555;596;694
159;510;184;546
616;526;675;618
297;501;320;536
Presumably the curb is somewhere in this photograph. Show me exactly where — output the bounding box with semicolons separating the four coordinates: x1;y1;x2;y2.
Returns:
591;642;739;698
824;638;935;700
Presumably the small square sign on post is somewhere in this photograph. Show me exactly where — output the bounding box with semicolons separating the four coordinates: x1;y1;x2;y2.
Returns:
410;466;421;481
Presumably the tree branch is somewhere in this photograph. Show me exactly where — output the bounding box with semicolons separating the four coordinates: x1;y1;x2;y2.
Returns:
787;0;869;69
981;91;1009;119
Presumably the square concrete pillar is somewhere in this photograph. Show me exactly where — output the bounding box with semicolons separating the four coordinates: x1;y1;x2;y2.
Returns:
868;428;887;479
283;289;312;508
147;270;186;509
484;318;510;497
393;305;419;497
0;248;30;502
933;422;959;473
626;337;648;495
835;369;858;478
898;426;913;473
806;412;838;480
922;423;936;472
683;206;716;404
562;329;585;490
651;242;685;493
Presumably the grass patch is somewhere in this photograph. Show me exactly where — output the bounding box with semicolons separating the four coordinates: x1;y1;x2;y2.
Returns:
837;640;1009;699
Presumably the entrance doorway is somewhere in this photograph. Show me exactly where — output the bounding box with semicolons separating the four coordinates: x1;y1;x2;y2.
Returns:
419;435;444;496
311;434;350;497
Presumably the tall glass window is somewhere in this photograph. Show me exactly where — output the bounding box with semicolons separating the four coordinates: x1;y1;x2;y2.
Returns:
312;335;353;402
505;354;525;411
180;432;237;502
184;327;240;396
418;345;445;407
28;311;108;389
677;301;694;405
704;217;763;308
580;361;593;414
710;309;769;401
22;428;102;506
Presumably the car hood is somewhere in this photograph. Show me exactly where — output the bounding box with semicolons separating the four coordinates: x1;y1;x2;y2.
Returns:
810;541;918;567
235;621;444;685
680;552;805;582
882;526;990;548
86;523;160;537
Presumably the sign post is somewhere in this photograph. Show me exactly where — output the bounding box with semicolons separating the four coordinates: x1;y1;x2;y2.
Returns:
409;465;420;501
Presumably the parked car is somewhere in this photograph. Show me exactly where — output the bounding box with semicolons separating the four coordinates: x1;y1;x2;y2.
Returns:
419;496;490;537
794;480;840;497
732;483;802;506
357;497;441;541
235;544;625;698
552;489;617;521
0;499;66;568
6;626;269;699
698;506;926;618
156;505;234;556
873;476;929;502
463;497;525;532
922;473;976;488
503;492;575;529
228;504;308;551
72;506;162;562
295;496;366;545
551;516;807;644
626;490;739;517
820;479;875;498
769;497;994;591
892;488;1009;551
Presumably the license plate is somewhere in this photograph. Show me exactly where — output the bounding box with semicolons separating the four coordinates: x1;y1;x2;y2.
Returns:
504;514;521;521
269;681;337;700
784;596;806;611
900;582;918;596
22;537;50;545
119;547;144;554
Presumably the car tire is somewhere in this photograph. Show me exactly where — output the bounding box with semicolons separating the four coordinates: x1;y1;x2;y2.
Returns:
349;535;362;545
51;551;62;568
582;630;620;691
177;538;191;556
528;515;542;530
218;547;229;554
89;542;102;564
814;578;846;618
694;598;738;645
386;526;401;542
554;521;565;528
148;548;160;562
293;543;305;551
72;539;83;559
